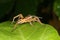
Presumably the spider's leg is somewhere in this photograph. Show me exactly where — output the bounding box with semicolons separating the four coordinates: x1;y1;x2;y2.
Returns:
35;16;43;24
11;17;15;24
11;20;21;32
11;22;18;32
11;19;23;32
19;14;24;19
11;14;20;24
29;22;33;26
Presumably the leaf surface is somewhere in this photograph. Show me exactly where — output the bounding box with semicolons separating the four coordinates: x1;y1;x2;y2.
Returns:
0;21;59;40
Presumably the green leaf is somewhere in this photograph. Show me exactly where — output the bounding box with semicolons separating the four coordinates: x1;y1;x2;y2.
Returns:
0;21;59;40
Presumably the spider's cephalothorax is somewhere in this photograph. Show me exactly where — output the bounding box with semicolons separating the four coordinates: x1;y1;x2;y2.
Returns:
11;14;43;31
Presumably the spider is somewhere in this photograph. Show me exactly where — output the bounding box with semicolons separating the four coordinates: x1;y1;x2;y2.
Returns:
11;14;43;31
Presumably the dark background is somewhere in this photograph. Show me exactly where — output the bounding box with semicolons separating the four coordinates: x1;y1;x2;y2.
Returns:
0;0;59;22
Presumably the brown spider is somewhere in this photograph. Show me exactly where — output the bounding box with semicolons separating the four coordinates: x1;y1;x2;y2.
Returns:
11;14;43;31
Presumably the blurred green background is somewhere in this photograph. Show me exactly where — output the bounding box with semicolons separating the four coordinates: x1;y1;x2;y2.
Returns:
54;0;60;17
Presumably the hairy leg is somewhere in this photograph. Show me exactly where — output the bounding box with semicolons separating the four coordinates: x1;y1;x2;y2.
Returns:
11;14;24;24
29;22;33;26
35;16;43;24
11;22;18;32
